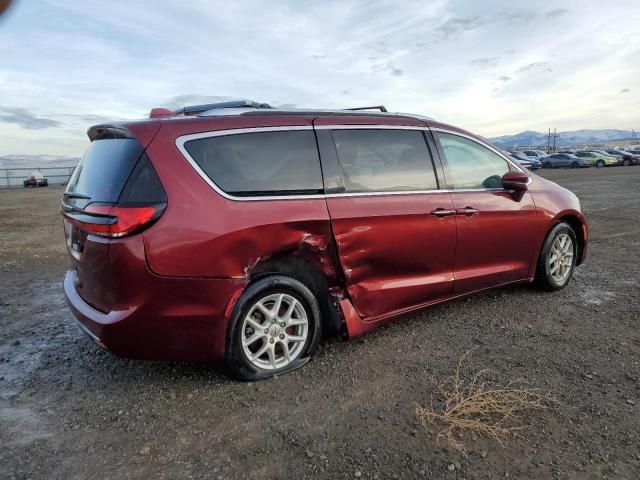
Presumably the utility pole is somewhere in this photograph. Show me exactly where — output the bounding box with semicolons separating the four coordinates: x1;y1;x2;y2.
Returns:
551;128;559;153
547;128;551;153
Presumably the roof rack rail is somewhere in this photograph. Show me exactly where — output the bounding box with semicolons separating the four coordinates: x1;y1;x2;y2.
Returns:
345;105;388;113
174;99;272;116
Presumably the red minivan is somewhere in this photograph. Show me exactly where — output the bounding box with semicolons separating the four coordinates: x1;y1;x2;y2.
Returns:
62;101;588;380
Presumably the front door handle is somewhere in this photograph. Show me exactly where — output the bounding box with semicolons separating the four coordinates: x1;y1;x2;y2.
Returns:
456;206;479;217
430;208;457;218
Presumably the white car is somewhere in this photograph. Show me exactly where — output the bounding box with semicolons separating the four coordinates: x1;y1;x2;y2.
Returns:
523;150;549;160
508;152;533;169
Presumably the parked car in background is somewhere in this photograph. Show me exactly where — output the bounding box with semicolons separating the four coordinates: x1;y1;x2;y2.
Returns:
61;100;588;380
523;150;548;160
526;157;541;170
604;149;640;166
508;152;532;169
574;151;618;168
586;150;623;166
509;152;540;170
543;153;592;168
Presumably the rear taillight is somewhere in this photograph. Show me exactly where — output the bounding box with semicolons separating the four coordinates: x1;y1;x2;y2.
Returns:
62;151;167;238
63;203;166;238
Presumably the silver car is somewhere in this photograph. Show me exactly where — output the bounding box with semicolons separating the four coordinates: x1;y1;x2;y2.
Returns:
542;153;592;168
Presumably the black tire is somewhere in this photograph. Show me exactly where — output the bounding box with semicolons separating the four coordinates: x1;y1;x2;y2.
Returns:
623;158;630;166
535;222;578;291
595;160;605;168
225;275;322;381
543;161;552;168
571;161;580;168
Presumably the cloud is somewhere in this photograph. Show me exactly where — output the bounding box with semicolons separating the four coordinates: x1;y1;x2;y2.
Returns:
620;88;630;93
434;16;485;40
545;8;569;18
307;53;328;61
470;57;500;67
0;107;61;129
370;60;403;76
516;61;550;72
79;114;112;123
501;9;536;23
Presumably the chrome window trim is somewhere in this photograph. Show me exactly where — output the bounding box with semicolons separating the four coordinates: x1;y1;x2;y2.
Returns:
315;124;425;131
324;187;507;198
175;125;518;201
175;126;326;201
430;127;527;174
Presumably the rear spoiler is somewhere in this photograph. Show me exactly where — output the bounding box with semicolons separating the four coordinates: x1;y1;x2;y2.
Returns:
87;125;135;141
87;121;160;149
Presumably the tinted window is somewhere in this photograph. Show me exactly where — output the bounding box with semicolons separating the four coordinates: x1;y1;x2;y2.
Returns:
332;129;437;192
66;139;143;202
119;154;167;203
184;130;322;196
436;133;510;189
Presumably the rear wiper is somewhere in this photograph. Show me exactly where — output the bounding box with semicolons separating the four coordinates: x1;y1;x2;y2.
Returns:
63;192;91;200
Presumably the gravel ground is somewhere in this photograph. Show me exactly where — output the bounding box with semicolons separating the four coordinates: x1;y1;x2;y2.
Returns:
1;167;639;480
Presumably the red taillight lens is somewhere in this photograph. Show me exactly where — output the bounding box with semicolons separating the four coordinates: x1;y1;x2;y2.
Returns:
107;206;159;237
63;203;165;238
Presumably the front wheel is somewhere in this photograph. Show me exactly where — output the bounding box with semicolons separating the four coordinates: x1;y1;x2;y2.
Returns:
543;161;552;168
596;160;605;168
535;222;578;291
623;158;630;166
571;161;580;168
225;275;322;380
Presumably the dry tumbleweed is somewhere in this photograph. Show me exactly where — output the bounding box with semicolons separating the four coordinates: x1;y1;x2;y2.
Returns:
416;349;555;453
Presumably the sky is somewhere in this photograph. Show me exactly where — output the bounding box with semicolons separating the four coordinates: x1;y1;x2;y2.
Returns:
0;0;639;157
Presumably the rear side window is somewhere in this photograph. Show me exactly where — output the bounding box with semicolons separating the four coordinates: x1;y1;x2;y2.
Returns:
331;129;438;193
119;154;167;203
183;130;323;196
436;132;510;189
66;139;143;202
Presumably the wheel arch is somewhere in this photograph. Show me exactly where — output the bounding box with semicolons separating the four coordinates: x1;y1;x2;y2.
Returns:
553;213;587;265
245;253;345;335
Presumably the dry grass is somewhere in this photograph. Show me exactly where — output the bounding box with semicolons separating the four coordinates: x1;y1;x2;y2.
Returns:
416;349;554;454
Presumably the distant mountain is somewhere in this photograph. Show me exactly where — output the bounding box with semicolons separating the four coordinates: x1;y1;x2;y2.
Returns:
488;129;634;149
0;154;80;168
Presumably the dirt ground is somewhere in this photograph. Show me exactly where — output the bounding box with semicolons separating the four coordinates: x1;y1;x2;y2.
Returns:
1;167;639;480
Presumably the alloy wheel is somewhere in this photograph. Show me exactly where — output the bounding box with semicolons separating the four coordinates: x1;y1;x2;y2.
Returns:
548;233;574;284
240;293;309;370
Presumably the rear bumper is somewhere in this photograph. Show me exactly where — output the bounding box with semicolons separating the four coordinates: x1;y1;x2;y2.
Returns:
64;268;246;362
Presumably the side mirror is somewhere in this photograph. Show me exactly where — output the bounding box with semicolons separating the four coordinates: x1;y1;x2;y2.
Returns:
502;170;530;191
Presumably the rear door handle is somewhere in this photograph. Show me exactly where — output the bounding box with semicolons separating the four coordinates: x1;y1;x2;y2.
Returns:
456;206;479;217
430;208;457;218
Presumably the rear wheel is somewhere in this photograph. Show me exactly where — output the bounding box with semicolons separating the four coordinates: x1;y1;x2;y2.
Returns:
543;161;552;168
596;159;605;168
225;275;322;380
535;222;577;291
571;161;580;168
